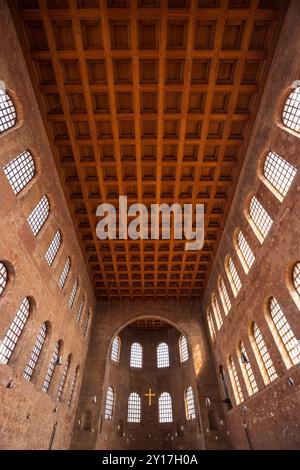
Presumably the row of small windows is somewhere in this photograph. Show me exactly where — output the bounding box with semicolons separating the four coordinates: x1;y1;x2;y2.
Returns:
208;148;298;333
0;259;90;338
110;334;189;368
224;297;300;407
1;146;90;332
104;387;196;423
0;297;80;406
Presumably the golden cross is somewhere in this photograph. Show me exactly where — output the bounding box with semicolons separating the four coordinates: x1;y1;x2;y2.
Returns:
145;388;156;406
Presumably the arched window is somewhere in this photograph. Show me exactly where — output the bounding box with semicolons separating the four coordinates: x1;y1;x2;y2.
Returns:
158;392;173;423
42;341;60;393
179;335;189;362
263;151;297;200
3;150;35;195
27;195;50;236
282;85;300;134
111;336;120;363
212;294;223;329
225;256;242;297
58;257;71;289
104;386;115;420
68;366;80;408
248;196;273;243
127;392;141;423
0;87;17;133
218;276;231;315
45;230;61;266
251;322;277;383
0;262;8;297
236;230;255;274
292;262;300;297
184;386;196;420
238;341;258;396
130;342;142;368
57;354;71;401
76;297;85;323
157;342;170;368
268;297;300;366
68;278;78;309
207;308;216;341
24;323;47;381
0;297;30;364
83;310;91;337
227;354;244;405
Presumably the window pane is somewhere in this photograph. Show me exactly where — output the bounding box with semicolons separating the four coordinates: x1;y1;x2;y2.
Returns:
157;342;170;368
212;294;223;329
253;323;277;382
76;297;85;323
292;262;300;296
229;257;242;294
229;355;244;405
57;355;70;401
68;279;78;309
68;367;79;408
24;323;47;381
45;230;61;266
58;257;71;289
159;392;173;423
0;297;30;364
130;342;142;368
207;308;216;340
240;341;258;395
269;298;300;366
127;392;141;423
104;386;115;420
249;196;273;242
179;335;189;362
111;336;120;363
27;195;50;236
3;150;35;195
263;151;297;198
282;86;300;134
42;342;59;393
82;311;90;337
218;277;231;315
0;262;8;297
237;230;255;271
0;89;17;133
185;386;196;420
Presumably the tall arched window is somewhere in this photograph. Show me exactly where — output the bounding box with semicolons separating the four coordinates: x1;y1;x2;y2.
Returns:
24;323;47;381
251;322;277;384
218;276;231;315
3;150;35;195
227;354;244;405
104;386;115;420
157;342;170;368
225;256;242;297
127;392;141;423
111;336;121;363
248;196;273;243
0;297;30;364
27;195;50;236
0;262;8;297
58;257;71;289
184;386;196;420
236;230;255;274
42;341;60;393
45;230;61;266
68;366;80;408
268;297;300;366
238;341;258;396
82;310;91;337
130;342;142;368
212;294;223;329
68;278;78;309
179;335;189;362
57;354;71;401
282;85;300;134
263;151;297;200
0;87;17;133
158;392;173;423
207;308;216;341
76;297;85;323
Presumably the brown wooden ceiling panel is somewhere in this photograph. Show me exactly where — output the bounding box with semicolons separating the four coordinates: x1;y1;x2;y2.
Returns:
11;0;288;301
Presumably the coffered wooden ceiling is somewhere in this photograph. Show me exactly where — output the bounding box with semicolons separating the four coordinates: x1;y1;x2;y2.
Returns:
12;0;288;301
